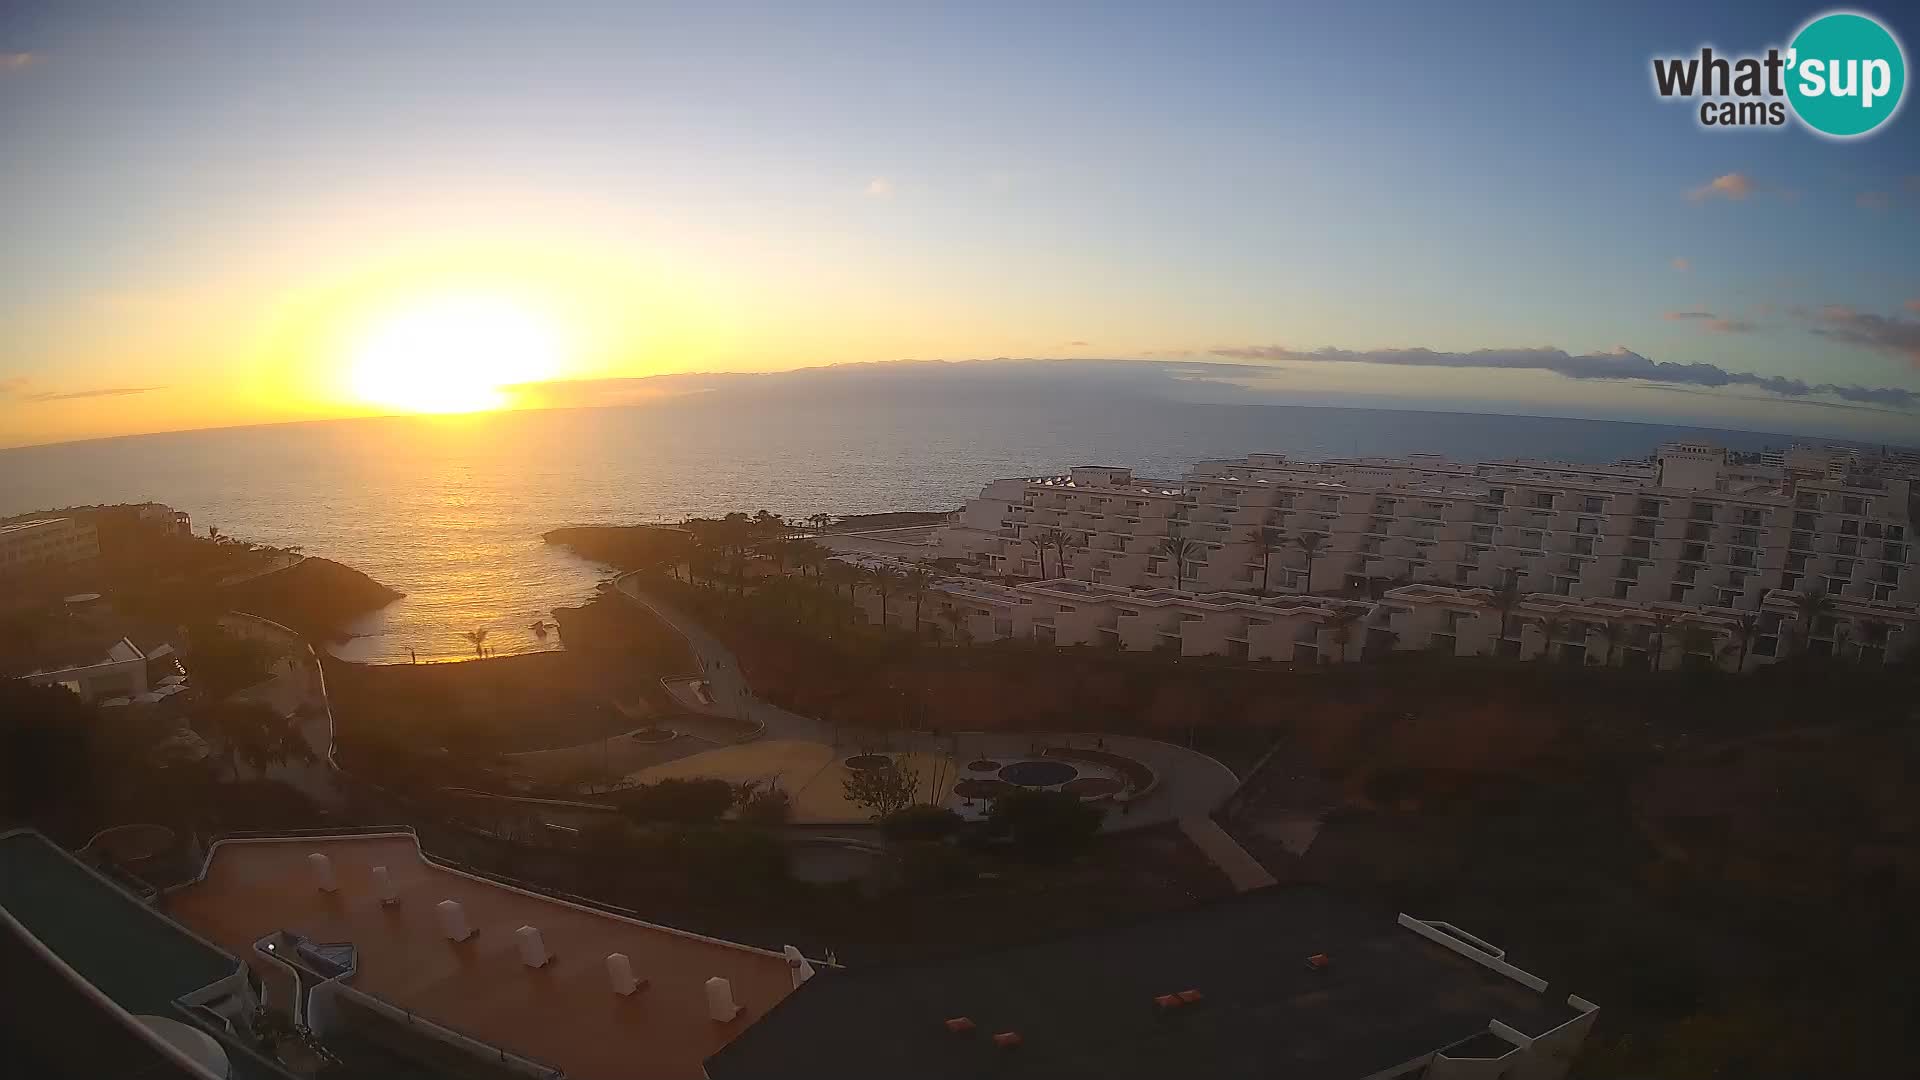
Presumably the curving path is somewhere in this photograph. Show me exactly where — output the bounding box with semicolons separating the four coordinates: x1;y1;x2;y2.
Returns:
610;573;1242;831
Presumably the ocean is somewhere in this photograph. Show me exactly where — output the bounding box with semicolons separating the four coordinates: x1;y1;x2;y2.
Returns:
0;394;1805;663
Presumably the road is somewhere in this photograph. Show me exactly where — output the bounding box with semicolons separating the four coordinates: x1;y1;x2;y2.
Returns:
611;572;1242;831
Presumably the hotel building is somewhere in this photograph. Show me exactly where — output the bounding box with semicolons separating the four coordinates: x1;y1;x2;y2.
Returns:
922;443;1918;668
0;515;100;576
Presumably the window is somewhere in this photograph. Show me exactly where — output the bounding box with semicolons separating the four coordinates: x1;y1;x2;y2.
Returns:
1840;520;1859;536
1689;501;1715;521
1582;496;1605;513
1841;497;1865;515
1669;584;1688;602
1613;581;1630;599
1629;540;1651;559
1637;499;1661;516
1533;492;1555;510
1682;543;1706;562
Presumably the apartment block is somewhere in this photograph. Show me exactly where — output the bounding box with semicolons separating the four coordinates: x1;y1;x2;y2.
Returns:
938;444;1917;614
0;516;100;576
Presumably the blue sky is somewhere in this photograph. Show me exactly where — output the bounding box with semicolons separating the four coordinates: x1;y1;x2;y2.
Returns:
1;1;1917;446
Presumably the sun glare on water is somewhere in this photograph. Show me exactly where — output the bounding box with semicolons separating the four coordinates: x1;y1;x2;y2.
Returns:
349;294;565;414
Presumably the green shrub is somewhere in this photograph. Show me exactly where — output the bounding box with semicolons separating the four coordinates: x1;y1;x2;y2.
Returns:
881;804;963;845
987;789;1104;861
618;777;735;824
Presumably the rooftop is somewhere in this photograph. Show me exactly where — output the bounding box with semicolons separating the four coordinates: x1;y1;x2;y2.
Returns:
0;829;278;1080
164;833;798;1080
706;886;1584;1080
0;517;71;536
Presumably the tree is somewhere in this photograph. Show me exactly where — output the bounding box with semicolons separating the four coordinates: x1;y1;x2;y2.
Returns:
461;627;489;659
1597;620;1626;667
987;788;1103;861
187;622;278;698
736;784;792;826
1647;612;1676;672
1246;525;1284;594
1324;609;1362;662
198;700;315;777
1491;569;1524;648
1293;531;1324;592
1673;621;1720;671
939;602;971;645
1791;588;1836;655
807;513;834;536
842;760;921;818
901;568;934;635
868;565;902;627
1158;535;1200;592
882;803;963;844
1025;530;1054;578
1720;612;1760;672
1536;616;1569;663
619;777;736;824
1;681;97;824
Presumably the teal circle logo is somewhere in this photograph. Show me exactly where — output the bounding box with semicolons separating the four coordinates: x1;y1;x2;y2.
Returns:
1786;12;1906;137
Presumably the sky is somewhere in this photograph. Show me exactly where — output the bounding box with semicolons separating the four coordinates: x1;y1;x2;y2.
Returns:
2;0;1918;448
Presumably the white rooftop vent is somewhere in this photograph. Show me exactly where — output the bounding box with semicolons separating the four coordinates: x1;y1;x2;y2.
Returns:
515;925;550;968
371;865;399;906
705;976;742;1021
606;952;644;996
783;945;816;987
436;899;473;942
307;853;337;893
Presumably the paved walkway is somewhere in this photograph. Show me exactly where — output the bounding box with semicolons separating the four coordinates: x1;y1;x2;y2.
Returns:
612;573;1244;831
1178;815;1278;892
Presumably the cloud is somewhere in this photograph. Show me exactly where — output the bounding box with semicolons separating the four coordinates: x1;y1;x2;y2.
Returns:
0;378;165;403
1808;307;1920;366
1664;311;1754;333
1905;299;1920;313
1687;173;1755;201
864;176;893;198
1206;344;1918;409
1670;257;1691;272
1857;191;1893;211
1065;340;1090;347
0;52;36;72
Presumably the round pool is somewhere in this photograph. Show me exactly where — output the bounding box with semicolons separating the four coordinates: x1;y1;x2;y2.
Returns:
998;760;1078;787
844;754;892;771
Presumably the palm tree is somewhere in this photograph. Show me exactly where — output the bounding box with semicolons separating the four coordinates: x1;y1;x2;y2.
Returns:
1535;616;1569;663
1293;532;1324;592
789;539;830;579
1647;612;1675;672
807;513;833;536
1673;621;1718;671
1024;534;1048;578
939;602;970;646
1790;588;1836;655
1588;620;1620;668
1158;535;1200;592
901;568;934;636
868;565;902;627
1051;529;1073;579
1029;528;1062;578
1245;525;1283;594
1324;609;1362;662
461;627;489;658
1490;569;1524;652
1719;612;1760;672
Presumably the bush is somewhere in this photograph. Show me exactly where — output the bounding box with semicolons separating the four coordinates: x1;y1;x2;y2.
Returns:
673;825;790;892
897;841;979;891
737;785;793;826
987;789;1104;861
881;804;963;845
618;777;735;824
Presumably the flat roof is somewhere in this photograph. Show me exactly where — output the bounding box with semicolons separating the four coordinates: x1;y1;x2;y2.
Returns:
0;830;238;1018
0;830;279;1080
165;834;797;1080
706;886;1581;1080
0;517;70;535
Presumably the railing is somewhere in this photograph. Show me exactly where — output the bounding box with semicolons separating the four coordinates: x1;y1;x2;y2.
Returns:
317;980;564;1079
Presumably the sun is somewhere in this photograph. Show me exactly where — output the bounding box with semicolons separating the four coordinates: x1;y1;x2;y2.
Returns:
348;294;565;414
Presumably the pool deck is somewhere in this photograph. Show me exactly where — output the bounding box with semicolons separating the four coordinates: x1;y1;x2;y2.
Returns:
164;834;797;1080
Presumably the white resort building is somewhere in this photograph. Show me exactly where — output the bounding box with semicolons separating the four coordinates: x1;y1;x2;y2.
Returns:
909;443;1920;670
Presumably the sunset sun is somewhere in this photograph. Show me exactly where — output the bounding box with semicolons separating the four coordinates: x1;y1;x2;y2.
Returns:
348;294;565;414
